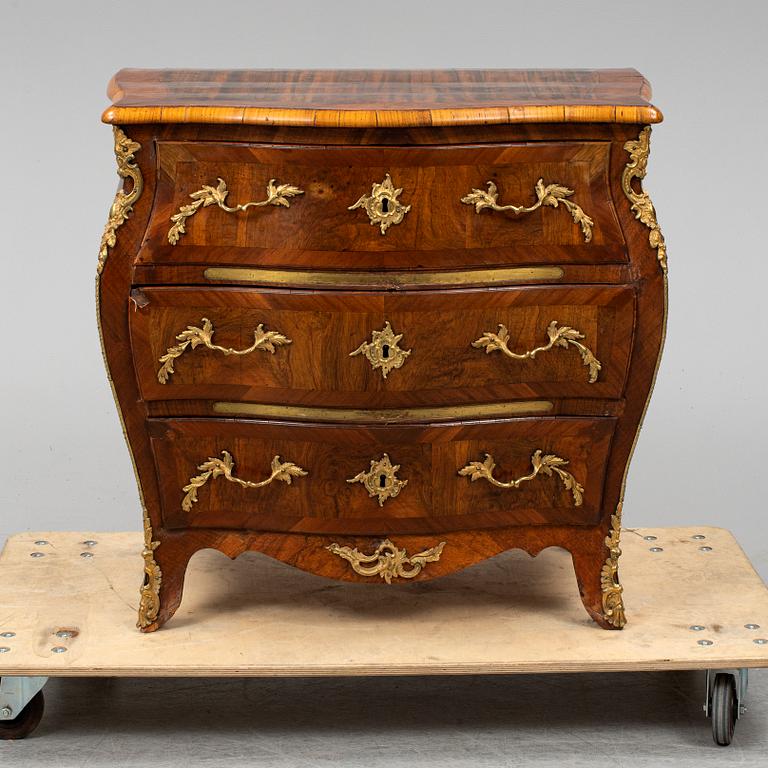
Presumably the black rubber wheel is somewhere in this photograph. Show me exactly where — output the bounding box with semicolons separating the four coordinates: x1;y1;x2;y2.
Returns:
0;690;45;740
711;673;737;746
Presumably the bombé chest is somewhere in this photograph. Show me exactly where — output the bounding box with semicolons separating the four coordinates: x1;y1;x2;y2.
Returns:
96;69;667;632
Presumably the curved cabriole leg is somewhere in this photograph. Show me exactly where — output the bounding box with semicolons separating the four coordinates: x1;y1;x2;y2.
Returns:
571;516;626;630
138;534;197;633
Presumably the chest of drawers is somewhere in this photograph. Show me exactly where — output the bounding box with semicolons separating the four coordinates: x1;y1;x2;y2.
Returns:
97;69;667;632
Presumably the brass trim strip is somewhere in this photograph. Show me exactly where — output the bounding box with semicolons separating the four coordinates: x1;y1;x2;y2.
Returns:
203;266;564;288
211;400;554;422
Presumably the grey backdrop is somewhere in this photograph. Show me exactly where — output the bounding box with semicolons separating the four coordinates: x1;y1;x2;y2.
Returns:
1;0;766;581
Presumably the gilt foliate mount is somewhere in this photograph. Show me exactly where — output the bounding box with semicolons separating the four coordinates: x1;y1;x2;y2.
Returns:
472;320;601;384
326;539;446;584
96;126;159;632
461;178;594;243
137;510;162;630
168;177;304;244
347;453;408;507
157;317;292;384
181;450;307;512
98;127;143;274
348;174;411;234
601;504;627;629
622;127;667;274
349;321;411;380
459;449;584;506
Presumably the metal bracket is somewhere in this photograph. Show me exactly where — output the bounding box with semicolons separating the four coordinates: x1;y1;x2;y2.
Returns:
0;676;48;720
704;668;749;719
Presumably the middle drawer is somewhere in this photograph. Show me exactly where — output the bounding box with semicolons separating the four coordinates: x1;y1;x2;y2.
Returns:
130;285;635;407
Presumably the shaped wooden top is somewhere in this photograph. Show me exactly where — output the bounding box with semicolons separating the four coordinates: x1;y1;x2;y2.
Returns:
103;68;662;127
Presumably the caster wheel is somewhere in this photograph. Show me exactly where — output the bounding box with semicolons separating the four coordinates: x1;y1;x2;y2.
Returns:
711;673;737;746
0;690;45;740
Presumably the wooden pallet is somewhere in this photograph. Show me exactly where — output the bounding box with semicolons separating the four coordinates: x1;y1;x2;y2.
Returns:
0;526;766;677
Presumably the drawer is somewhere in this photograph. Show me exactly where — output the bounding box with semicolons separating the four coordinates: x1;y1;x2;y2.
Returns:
138;142;627;271
149;417;616;534
130;285;635;406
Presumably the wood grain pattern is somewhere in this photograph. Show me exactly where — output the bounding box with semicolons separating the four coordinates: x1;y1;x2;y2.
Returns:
148;417;615;533
141;141;624;268
129;285;635;405
96;69;667;633
2;529;767;676
103;69;662;127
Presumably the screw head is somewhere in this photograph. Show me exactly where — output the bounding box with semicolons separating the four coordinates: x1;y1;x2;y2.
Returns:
689;625;706;631
55;630;75;639
0;632;15;638
82;540;98;547
51;646;68;654
80;552;94;559
0;647;10;653
697;639;714;646
754;638;768;645
30;552;45;558
0;706;12;719
643;535;658;541
745;623;761;630
649;547;664;553
699;546;713;552
34;540;49;546
691;534;706;540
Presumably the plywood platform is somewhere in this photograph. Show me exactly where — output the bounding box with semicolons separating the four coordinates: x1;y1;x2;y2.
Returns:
0;527;766;677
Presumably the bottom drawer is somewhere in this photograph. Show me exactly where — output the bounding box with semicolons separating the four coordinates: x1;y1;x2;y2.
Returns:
148;417;616;535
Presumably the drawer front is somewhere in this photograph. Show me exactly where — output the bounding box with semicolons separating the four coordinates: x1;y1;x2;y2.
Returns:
150;417;616;534
130;285;635;406
138;142;626;270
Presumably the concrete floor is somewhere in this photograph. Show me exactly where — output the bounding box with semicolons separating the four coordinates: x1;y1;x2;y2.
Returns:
1;671;766;767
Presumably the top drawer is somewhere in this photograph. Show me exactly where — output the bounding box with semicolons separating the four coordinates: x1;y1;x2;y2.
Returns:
137;142;627;271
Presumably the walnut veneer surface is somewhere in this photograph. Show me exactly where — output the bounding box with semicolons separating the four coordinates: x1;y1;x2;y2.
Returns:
96;68;667;632
103;68;662;126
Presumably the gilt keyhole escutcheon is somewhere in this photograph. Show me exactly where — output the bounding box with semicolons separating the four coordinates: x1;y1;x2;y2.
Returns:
348;174;411;234
347;454;408;507
349;321;411;380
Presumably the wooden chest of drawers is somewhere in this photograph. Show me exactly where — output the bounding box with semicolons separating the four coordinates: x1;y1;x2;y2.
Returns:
97;69;667;632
